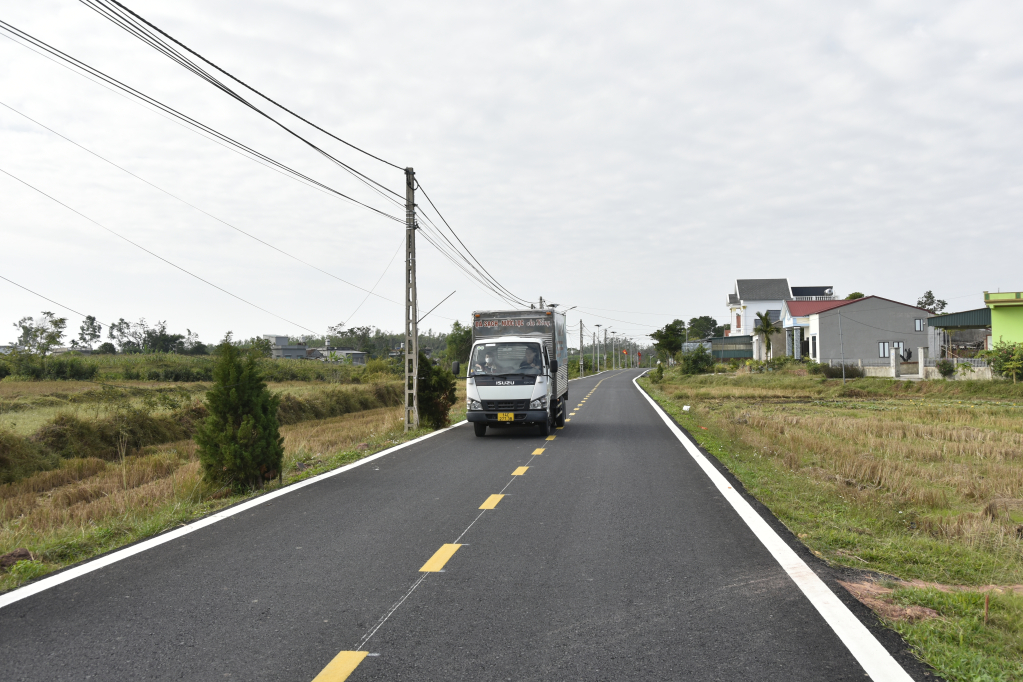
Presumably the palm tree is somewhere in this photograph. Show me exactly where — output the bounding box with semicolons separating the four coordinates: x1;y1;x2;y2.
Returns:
754;311;775;357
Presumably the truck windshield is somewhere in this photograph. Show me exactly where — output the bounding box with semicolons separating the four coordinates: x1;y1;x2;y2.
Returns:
470;342;543;376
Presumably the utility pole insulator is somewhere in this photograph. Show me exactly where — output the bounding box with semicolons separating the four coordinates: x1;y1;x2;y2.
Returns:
404;167;419;431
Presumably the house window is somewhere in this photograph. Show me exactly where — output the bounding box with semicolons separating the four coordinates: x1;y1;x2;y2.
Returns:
914;319;925;332
878;342;889;358
736;313;741;330
811;335;817;358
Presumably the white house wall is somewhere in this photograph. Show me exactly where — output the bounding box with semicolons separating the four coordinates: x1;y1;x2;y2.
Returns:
730;299;787;337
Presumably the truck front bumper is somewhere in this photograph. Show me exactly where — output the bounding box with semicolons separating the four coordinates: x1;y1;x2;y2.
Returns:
467;410;548;425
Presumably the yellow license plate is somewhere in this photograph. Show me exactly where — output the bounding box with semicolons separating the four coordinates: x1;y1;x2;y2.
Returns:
497;412;514;421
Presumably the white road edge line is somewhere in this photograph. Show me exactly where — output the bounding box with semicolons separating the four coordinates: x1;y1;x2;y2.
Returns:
0;420;469;610
632;374;913;682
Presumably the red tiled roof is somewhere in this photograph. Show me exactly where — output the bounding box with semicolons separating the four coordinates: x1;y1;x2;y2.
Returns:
785;299;855;316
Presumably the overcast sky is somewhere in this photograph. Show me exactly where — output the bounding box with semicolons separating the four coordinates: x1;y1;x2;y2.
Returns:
2;0;1020;347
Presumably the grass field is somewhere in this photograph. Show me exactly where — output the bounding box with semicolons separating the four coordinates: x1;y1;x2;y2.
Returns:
640;369;1023;681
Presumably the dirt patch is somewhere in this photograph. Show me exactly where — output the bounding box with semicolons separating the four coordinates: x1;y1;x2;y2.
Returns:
840;579;1023;622
839;580;940;621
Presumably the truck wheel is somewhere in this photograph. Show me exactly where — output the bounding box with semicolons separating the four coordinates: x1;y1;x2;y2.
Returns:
474;422;487;437
538;412;551;437
555;398;566;427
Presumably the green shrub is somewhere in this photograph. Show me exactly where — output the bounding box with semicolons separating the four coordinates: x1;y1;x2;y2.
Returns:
94;342;116;354
982;341;1023;383
0;427;58;484
678;345;715;375
806;360;825;375
417;352;455;428
651;363;665;383
0;352;98;381
820;363;864;379
936;359;956;379
9;559;49;582
195;345;284;489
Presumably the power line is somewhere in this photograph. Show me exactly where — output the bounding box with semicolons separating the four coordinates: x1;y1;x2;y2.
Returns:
344;236;405;326
0;20;403;224
0;274;90;320
0;99;401;304
574;308;661;328
0;166;319;335
80;0;403;204
416;182;530;307
414;214;523;309
83;0;403;171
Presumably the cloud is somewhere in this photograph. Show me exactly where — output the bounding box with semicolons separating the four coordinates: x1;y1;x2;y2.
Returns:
1;0;1020;344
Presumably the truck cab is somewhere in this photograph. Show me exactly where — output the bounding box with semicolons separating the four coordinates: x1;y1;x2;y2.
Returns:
465;335;563;437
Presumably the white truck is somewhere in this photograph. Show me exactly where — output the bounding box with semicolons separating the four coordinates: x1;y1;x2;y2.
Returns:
464;308;569;437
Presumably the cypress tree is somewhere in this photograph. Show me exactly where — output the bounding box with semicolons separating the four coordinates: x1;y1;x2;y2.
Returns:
417;351;456;428
195;344;283;489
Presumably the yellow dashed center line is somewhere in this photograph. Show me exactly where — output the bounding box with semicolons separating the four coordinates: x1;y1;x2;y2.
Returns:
420;543;462;572
479;494;505;510
311;651;368;682
532;448;545;455
545;435;556;441
512;466;529;476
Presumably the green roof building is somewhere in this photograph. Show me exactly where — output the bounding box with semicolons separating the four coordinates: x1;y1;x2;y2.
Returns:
985;291;1023;343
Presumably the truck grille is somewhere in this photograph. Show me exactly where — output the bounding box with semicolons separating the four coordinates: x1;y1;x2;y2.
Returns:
483;400;529;411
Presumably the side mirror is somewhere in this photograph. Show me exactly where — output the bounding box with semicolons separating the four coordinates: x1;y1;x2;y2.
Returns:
550;360;558;373
452;361;460;376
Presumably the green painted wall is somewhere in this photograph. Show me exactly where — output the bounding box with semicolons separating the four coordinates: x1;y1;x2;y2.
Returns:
990;306;1023;343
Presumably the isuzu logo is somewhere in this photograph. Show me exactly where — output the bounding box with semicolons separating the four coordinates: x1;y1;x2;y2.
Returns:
496;380;513;385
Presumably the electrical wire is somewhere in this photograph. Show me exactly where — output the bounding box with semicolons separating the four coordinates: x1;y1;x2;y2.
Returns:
414;214;525;309
415;182;530;307
0;99;401;304
0;274;91;320
0;166;318;335
574;308;661;328
0;20;403;224
344;236;404;326
80;0;403;206
415;225;518;308
82;0;402;171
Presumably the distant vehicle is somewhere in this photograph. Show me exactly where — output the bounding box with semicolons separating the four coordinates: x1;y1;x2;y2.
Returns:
464;308;568;437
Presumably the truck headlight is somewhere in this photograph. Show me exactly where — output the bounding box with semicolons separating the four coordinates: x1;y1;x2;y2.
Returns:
468;399;482;410
530;397;547;410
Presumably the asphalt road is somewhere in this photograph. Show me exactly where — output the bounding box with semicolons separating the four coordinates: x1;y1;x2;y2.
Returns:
1;369;919;680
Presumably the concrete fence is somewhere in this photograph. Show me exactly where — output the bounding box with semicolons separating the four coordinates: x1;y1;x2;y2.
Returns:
828;348;996;380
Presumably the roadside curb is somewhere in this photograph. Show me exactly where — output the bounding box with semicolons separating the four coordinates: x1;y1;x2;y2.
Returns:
633;375;941;682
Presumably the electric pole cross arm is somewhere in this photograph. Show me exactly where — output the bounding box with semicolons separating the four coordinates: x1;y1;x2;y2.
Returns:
404;167;419;431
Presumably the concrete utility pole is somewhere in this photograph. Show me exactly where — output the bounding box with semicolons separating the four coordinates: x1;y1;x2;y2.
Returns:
592;332;596;373
595;324;603;371
404;167;419;431
604;328;608;370
579;321;584;378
